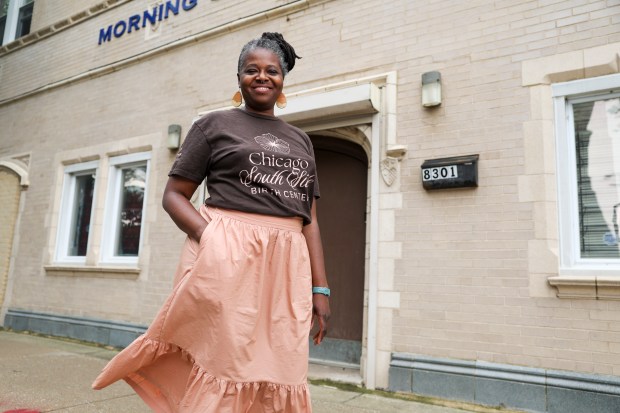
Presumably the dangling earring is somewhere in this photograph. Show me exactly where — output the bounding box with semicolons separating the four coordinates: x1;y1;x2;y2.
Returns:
232;90;243;107
276;92;287;109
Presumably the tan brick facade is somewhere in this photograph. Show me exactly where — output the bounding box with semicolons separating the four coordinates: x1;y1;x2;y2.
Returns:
2;0;620;402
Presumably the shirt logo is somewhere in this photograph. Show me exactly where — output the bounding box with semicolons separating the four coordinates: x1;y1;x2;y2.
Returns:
254;133;290;154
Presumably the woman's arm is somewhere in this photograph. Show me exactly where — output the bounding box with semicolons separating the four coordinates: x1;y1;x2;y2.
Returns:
302;201;331;345
162;175;208;242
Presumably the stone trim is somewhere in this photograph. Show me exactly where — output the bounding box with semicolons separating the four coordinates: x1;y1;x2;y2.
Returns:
389;353;620;413
3;309;147;348
44;265;140;279
548;276;620;300
0;158;30;187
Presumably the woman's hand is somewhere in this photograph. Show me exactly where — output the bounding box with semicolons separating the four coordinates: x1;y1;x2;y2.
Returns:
162;175;207;241
302;201;331;345
312;293;330;345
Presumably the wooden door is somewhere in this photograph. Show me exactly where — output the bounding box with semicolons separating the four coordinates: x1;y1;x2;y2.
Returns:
309;136;368;365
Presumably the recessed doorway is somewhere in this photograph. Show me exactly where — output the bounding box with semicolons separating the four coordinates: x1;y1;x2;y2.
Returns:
309;135;368;367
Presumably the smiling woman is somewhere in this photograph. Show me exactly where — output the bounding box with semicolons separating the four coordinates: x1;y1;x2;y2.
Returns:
93;32;330;413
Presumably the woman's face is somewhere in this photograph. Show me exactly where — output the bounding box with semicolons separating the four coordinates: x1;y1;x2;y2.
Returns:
237;48;284;116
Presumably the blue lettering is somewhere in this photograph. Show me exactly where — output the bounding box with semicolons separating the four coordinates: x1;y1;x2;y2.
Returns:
113;21;127;38
128;14;141;33
98;25;112;45
99;0;198;44
165;0;180;19
142;8;157;27
182;0;197;11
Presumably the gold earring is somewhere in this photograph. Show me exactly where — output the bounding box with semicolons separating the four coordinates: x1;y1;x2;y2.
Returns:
232;90;242;107
276;92;287;109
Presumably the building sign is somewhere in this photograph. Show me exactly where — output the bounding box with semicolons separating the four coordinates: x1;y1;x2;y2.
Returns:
98;0;198;45
421;154;479;190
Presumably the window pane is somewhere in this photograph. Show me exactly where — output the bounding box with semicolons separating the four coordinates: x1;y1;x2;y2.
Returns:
116;165;146;256
15;1;32;38
573;97;620;258
68;173;95;256
0;15;6;46
0;0;9;17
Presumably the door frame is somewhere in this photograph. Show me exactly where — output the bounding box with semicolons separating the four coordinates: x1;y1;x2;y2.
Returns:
276;72;404;389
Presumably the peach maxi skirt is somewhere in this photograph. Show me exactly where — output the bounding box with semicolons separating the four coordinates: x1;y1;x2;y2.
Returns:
92;206;313;412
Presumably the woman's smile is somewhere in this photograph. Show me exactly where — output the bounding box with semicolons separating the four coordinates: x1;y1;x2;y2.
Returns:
253;85;272;93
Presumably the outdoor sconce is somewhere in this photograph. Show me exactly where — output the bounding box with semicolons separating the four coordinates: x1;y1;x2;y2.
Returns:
421;71;442;107
167;124;182;149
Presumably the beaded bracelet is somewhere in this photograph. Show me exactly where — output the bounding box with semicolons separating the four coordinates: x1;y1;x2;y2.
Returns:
312;286;330;297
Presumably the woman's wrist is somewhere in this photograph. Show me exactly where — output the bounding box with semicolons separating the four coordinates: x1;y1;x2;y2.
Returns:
312;286;330;297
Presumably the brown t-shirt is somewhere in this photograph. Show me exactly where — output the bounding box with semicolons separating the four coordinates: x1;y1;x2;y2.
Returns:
169;108;320;224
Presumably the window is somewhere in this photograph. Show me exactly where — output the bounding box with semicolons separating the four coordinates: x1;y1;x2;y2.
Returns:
0;1;8;45
15;0;31;38
1;0;33;46
101;152;150;265
56;161;98;263
53;152;151;269
553;74;620;274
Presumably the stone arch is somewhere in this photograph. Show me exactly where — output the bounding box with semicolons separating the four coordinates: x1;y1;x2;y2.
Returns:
0;160;29;187
310;126;372;163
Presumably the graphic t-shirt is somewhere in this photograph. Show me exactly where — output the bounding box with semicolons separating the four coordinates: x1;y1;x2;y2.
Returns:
168;108;320;225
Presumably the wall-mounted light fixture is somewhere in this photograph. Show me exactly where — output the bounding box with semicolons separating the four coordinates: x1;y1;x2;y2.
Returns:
421;71;442;107
167;124;182;149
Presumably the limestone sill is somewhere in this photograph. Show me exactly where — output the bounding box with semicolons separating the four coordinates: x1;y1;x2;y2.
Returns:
548;276;620;300
44;265;140;279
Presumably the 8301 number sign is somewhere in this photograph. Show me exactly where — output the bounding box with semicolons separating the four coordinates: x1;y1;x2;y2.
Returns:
422;165;458;181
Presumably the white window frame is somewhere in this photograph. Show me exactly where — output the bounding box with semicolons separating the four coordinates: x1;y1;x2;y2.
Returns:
55;160;99;264
1;0;33;45
553;73;620;276
100;152;151;266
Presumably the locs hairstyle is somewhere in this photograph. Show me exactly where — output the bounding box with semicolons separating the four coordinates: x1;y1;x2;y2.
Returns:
237;32;301;77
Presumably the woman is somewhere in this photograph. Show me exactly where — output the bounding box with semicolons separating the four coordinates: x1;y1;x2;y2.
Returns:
92;32;330;412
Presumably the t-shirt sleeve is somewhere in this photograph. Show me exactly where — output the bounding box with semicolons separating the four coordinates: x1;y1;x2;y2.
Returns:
168;122;211;183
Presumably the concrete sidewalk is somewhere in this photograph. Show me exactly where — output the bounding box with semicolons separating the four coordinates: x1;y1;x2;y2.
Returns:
0;330;512;413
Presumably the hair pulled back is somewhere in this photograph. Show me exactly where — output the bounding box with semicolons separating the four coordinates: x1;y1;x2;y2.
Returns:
237;32;301;77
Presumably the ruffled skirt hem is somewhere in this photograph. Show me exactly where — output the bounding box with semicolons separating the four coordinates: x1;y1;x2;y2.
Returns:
94;335;312;413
